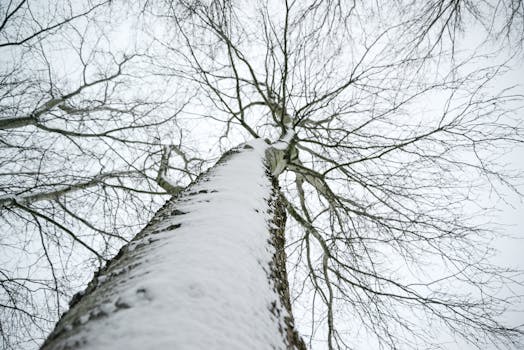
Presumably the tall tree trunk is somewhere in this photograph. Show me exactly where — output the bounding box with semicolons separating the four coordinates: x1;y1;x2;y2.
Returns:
40;139;305;350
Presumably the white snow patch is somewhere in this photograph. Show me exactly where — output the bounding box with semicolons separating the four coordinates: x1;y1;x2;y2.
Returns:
272;130;295;150
78;315;89;325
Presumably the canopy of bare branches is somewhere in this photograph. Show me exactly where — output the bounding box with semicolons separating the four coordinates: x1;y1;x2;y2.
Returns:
1;0;523;349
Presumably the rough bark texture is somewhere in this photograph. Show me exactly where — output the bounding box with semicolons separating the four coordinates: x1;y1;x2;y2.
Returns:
41;142;305;350
267;176;308;350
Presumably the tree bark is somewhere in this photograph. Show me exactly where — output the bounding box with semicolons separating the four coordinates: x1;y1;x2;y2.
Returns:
40;140;305;350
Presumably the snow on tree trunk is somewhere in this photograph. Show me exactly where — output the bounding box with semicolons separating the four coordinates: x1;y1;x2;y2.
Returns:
40;139;305;350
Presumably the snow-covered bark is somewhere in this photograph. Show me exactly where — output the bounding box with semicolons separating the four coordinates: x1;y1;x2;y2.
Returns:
40;139;305;350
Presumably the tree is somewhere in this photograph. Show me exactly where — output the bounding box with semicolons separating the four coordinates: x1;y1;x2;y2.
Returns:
1;0;524;349
40;139;307;350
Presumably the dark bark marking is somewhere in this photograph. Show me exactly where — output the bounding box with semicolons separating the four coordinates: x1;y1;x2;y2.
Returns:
171;209;187;216
151;223;182;234
114;298;131;310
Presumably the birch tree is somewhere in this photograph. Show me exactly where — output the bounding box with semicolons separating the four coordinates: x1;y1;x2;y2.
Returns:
40;139;307;350
1;0;524;349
